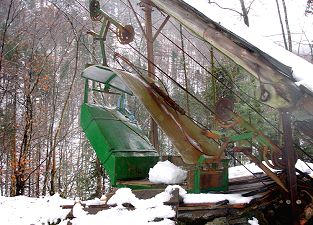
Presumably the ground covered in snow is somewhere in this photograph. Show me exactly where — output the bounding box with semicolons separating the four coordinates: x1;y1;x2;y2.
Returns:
0;194;73;225
1;160;312;225
0;185;255;225
0;188;176;225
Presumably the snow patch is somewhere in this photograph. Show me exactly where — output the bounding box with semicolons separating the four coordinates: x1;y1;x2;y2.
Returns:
248;217;259;225
229;159;313;179
0;193;72;225
183;193;253;204
296;159;313;174
73;202;87;218
72;187;175;225
0;189;176;225
149;160;187;184
165;185;253;205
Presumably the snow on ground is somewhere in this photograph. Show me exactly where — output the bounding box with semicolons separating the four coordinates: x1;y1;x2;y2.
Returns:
183;192;253;204
182;0;313;92
0;184;255;225
0;188;176;225
1;160;312;225
66;187;176;225
248;217;259;225
0;185;252;225
229;159;313;179
149;160;187;184
165;185;253;204
0;193;73;225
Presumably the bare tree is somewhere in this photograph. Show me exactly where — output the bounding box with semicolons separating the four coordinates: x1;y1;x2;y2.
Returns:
281;0;292;51
239;0;249;27
305;0;313;15
208;0;256;27
275;0;288;50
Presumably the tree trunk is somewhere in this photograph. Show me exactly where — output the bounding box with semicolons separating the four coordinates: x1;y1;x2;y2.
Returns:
0;0;14;73
275;0;288;50
95;157;103;197
42;93;54;196
35;143;41;197
50;37;80;195
281;0;292;51
239;0;249;26
10;92;17;196
16;88;33;196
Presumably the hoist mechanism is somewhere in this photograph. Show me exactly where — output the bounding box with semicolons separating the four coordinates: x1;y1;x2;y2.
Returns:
80;0;301;193
88;0;134;46
215;98;285;170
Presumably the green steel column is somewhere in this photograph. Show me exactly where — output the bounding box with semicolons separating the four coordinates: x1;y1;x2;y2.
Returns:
84;79;89;103
99;20;109;66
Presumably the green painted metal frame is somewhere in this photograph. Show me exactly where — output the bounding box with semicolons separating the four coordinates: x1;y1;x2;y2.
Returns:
224;113;282;158
81;66;159;186
82;65;133;95
80;102;159;186
192;155;229;193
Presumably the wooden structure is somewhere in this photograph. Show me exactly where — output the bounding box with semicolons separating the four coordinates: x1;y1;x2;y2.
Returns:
62;171;313;224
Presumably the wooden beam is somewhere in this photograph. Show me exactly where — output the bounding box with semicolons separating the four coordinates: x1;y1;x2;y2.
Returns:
127;0;147;40
281;110;299;225
144;0;159;150
152;15;170;41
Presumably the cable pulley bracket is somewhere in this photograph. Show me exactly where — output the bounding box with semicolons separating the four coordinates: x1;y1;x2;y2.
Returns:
89;0;135;45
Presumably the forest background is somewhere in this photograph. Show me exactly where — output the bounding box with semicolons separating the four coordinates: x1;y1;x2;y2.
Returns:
0;0;313;199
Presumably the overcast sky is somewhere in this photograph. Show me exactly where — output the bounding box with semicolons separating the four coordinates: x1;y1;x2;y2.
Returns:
183;0;313;56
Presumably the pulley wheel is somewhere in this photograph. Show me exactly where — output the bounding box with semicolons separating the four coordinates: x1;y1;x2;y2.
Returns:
271;151;287;169
89;0;102;21
116;25;135;45
215;98;235;122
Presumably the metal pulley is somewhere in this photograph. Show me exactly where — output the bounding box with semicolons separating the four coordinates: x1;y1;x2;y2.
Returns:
215;98;235;126
116;25;135;45
90;0;102;21
89;0;135;45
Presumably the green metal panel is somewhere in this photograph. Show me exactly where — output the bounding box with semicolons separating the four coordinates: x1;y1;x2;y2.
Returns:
191;156;229;193
82;65;132;95
80;103;159;186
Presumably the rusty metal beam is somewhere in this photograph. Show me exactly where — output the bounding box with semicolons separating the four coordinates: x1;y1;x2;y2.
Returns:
281;110;299;225
144;0;159;150
153;15;170;41
127;0;147;40
239;148;288;192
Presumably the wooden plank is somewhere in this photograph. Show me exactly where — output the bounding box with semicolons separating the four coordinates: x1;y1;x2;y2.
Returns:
179;200;229;211
229;173;267;183
132;189;164;199
116;179;167;189
177;208;235;223
228;182;274;194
